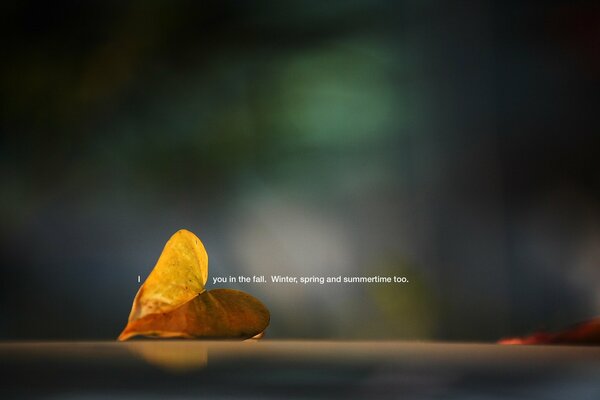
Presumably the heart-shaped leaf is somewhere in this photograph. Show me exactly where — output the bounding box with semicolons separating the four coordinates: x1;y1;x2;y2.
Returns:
118;229;269;340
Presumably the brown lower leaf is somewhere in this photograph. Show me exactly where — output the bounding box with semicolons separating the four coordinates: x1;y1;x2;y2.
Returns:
118;288;270;341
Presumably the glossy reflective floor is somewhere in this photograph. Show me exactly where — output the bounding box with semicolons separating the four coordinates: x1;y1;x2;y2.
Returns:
1;341;599;399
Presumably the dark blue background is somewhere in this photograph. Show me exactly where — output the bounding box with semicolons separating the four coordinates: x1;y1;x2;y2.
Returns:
1;0;599;340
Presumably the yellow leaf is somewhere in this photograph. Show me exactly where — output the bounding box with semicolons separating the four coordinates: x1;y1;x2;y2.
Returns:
127;229;208;322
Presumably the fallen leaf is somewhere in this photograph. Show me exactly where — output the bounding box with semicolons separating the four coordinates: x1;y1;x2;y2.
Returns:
118;229;269;340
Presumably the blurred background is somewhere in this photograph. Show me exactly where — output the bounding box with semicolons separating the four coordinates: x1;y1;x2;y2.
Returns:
0;0;599;341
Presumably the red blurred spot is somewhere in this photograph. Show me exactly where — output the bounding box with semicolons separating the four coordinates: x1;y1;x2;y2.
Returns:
499;318;600;345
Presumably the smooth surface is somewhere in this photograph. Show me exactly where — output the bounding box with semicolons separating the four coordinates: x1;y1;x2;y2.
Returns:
1;341;599;399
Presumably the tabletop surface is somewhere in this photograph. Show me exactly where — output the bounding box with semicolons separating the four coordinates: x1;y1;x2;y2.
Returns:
1;340;599;399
